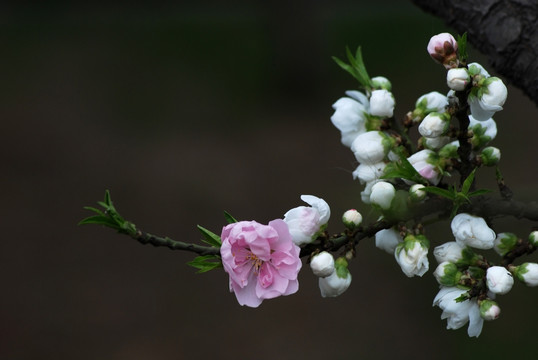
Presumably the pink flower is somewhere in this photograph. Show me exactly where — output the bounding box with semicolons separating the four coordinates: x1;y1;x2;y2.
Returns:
220;220;302;307
427;33;458;69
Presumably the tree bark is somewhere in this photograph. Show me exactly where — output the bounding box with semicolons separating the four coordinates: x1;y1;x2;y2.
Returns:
411;0;538;105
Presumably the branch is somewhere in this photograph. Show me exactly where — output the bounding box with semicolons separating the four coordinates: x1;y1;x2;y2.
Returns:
133;230;219;256
411;0;538;105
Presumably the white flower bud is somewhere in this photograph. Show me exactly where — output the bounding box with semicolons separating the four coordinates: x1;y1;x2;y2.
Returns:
434;261;462;286
468;62;490;78
451;213;496;249
369;89;395;117
371;76;392;90
423;136;451;150
529;231;538;247
469;115;497;140
352;162;386;184
351;131;391;165
434;241;465;264
318;257;351;297
514;262;538;287
342;209;362;229
415;91;448;114
330;91;369;147
375;227;403;254
480;147;501;166
419;112;450;138
284;195;331;245
409;184;426;201
479;299;501;321
310;251;335;278
469;77;508;121
370;181;396;210
447;68;470;91
394;235;429;277
486;266;514;295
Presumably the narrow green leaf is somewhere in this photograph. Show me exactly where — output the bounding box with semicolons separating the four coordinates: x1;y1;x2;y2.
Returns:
422;186;456;200
197;225;222;247
223;211;238;224
78;215;120;228
461;168;477;195
82;206;106;216
332;56;359;80
457;32;468;63
187;255;223;273
468;189;492;197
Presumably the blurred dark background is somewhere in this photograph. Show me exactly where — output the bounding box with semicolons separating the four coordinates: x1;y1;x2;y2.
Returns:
2;1;537;359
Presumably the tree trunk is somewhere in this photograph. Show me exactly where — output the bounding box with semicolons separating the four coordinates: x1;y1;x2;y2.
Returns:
411;0;538;106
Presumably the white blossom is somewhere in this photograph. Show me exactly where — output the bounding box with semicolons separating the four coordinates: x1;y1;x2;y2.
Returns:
433;286;484;337
352;162;386;184
310;252;335;278
330;91;369;147
415;91;448;114
370;181;396;210
369;89;395;117
284;195;330;245
451;213;496;250
514;263;538;287
419;112;449;138
394;236;429;277
469;77;508;121
375;227;403;254
351;131;390;165
486;266;514;295
434;241;464;264
447;68;470;91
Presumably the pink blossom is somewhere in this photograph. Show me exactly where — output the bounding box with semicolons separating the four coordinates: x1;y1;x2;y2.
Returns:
220;220;302;307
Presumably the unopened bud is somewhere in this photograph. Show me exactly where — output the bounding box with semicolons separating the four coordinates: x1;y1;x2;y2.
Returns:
342;209;363;229
409;184;427;202
479;299;501;321
480;146;501;166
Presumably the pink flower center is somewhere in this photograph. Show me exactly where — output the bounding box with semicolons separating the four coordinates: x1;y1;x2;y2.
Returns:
246;251;264;274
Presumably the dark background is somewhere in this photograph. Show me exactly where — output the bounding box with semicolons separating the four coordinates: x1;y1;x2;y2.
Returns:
2;1;537;359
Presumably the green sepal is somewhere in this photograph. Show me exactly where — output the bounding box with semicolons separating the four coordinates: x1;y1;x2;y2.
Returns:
223;211;238;224
456;246;480;267
495;233;518;256
187;255;223;274
197;225;222;248
334;257;350;279
454;291;470;303
467;266;486;279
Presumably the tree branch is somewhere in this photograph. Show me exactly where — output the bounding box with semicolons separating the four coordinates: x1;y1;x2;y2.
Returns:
411;0;538;105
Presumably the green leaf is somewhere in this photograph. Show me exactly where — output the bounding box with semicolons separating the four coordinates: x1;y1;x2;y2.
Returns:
468;189;492;197
187;255;223;273
79;190;137;236
422;186;456;200
461;168;477;195
382;148;425;183
78;215;119;228
457;32;468;63
223;211;238;224
197;225;222;247
333;46;373;89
